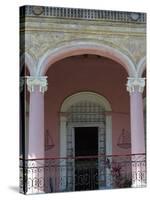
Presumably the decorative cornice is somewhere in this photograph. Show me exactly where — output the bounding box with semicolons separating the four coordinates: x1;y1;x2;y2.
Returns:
20;6;146;24
126;77;145;93
26;76;48;93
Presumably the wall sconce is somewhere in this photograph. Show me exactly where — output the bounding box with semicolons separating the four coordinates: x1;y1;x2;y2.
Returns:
45;129;55;151
117;128;131;149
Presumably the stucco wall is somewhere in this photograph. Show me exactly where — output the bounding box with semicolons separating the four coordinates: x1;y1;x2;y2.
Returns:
20;8;146;76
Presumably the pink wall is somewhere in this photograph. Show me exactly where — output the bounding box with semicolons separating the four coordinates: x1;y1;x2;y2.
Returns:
112;113;130;155
44;55;131;158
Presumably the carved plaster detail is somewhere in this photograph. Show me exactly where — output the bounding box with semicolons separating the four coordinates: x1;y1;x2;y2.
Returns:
126;77;145;93
26;76;48;93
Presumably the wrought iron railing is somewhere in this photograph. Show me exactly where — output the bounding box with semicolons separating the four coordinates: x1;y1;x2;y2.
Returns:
19;153;146;194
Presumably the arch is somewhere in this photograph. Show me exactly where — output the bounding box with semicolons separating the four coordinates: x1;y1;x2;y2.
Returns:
59;91;112;190
20;52;36;75
37;40;136;77
137;56;146;77
61;91;112;112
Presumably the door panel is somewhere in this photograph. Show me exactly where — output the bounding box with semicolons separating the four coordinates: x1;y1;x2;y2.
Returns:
75;127;98;191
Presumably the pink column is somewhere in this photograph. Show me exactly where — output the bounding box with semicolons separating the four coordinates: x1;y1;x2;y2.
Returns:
130;91;145;154
26;76;47;194
28;88;44;158
127;77;146;187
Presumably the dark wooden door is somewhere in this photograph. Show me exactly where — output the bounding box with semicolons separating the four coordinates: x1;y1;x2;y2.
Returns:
75;127;98;191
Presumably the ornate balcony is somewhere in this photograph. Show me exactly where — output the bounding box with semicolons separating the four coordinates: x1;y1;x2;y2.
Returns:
20;153;146;194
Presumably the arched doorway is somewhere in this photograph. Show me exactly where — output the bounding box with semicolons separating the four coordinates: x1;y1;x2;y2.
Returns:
60;92;112;191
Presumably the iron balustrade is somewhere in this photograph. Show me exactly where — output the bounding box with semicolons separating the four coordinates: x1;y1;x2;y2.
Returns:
20;6;146;24
19;153;146;194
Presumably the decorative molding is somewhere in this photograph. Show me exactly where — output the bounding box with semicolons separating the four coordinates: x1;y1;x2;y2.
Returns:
130;13;140;21
26;76;48;93
126;77;145;93
20;6;146;24
20;52;36;76
61;92;112;112
32;6;44;15
137;56;146;78
37;39;136;77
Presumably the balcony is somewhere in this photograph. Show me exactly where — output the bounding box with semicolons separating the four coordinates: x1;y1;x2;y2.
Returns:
20;153;146;194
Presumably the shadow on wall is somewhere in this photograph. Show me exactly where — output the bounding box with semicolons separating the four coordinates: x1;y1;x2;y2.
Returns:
8;186;19;193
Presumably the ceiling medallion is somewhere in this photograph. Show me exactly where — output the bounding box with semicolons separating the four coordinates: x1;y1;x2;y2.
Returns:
32;6;44;15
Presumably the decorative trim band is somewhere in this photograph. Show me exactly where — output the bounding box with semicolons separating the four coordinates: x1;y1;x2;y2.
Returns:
20;6;146;23
126;78;146;93
26;76;48;93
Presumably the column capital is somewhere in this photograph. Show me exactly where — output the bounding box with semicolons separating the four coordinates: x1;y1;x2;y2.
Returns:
26;76;48;93
126;77;146;93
